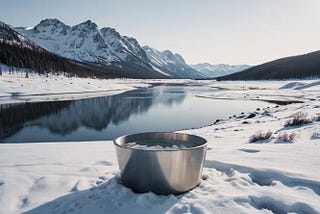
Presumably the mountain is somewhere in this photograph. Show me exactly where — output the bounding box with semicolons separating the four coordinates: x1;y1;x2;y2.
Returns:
143;46;204;79
15;19;168;78
191;63;251;78
16;19;115;65
0;21;141;78
15;19;204;79
217;51;320;80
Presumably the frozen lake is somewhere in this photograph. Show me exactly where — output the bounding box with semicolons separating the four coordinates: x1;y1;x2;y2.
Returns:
0;84;274;143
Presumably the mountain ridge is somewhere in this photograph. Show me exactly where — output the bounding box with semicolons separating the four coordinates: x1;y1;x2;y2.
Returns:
15;18;203;79
142;45;203;79
191;63;251;78
0;20;162;78
5;18;319;80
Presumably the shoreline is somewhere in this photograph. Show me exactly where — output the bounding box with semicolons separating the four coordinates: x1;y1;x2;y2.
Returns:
0;72;203;105
195;94;304;105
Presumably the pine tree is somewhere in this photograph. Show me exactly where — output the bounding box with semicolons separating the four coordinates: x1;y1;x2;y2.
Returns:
0;63;2;76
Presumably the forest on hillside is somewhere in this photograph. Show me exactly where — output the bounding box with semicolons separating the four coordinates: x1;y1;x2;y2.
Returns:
0;39;124;78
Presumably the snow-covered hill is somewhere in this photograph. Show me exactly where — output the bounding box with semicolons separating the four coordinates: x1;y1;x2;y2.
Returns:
191;63;251;78
143;46;204;79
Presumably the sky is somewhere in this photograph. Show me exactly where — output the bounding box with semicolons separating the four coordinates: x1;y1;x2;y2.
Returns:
1;0;320;65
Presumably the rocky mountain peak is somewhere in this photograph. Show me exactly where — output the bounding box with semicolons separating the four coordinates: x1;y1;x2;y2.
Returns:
72;20;98;33
100;27;121;39
123;36;139;46
174;53;186;65
36;18;66;28
33;18;69;35
163;50;174;57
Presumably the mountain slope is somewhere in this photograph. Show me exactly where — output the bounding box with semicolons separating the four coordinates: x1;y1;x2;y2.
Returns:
0;21;41;50
17;19;123;65
16;19;167;78
0;21;147;78
16;19;204;79
143;46;204;79
217;51;320;80
191;63;251;78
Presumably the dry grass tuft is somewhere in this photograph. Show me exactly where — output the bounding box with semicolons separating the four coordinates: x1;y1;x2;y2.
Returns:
276;132;296;143
285;112;314;127
249;131;272;143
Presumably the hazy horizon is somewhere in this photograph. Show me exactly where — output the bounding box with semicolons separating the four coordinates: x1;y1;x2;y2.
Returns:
1;0;319;65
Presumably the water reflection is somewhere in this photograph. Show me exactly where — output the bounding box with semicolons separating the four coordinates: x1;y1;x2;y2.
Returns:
1;85;274;143
0;86;187;142
0;101;72;139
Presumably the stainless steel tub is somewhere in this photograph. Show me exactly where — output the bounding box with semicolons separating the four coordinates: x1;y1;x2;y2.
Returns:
113;132;207;195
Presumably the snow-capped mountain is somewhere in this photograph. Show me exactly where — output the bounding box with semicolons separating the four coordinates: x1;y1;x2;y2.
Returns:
15;19;205;79
16;19;166;78
191;63;251;78
4;19;254;79
143;46;204;79
0;20;132;78
16;19;143;66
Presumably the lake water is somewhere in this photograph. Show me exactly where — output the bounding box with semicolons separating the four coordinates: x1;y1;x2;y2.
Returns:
0;85;274;143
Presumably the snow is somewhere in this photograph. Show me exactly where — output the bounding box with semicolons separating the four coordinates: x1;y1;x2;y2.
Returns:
0;78;320;213
0;70;150;105
0;67;197;105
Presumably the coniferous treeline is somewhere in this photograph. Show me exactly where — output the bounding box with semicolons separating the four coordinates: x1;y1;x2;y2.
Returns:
0;39;122;78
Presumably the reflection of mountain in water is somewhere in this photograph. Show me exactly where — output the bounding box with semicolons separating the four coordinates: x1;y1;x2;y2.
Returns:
31;94;154;135
152;87;186;107
0;86;186;140
0;101;72;139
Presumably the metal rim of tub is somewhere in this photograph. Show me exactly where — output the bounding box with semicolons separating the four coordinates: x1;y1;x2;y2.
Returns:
113;132;207;151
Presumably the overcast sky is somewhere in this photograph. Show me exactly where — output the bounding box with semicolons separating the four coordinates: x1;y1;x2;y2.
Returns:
1;0;319;65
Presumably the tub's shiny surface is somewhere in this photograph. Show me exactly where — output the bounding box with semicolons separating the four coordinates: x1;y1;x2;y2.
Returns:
114;132;207;195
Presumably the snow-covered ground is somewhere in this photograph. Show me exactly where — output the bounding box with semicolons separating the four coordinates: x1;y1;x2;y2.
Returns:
0;75;320;214
0;71;148;105
0;71;195;105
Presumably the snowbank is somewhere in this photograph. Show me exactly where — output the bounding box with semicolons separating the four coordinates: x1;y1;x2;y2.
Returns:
0;79;320;213
0;71;148;104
